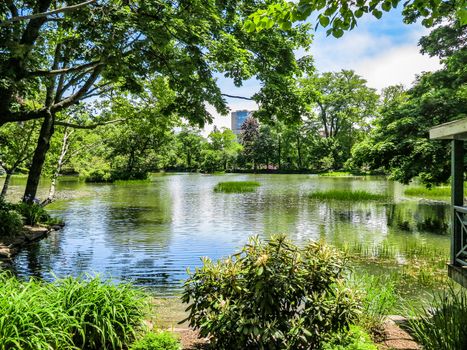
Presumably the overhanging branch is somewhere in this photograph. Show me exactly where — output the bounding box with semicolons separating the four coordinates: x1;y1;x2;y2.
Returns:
221;94;254;101
0;0;97;27
55;118;125;129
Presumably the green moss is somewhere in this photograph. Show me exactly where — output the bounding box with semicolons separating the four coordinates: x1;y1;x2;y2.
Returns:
309;190;388;201
214;181;260;193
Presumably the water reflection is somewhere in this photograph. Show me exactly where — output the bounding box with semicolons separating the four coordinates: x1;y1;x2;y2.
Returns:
0;174;450;295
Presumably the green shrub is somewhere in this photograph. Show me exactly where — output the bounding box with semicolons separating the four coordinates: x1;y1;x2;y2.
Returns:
131;331;181;350
0;209;23;236
15;202;50;226
182;235;361;349
309;190;388;201
321;325;378;350
213;181;260;193
0;273;147;350
408;287;467;350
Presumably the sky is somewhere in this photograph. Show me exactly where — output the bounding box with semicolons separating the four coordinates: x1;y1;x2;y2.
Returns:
203;7;441;135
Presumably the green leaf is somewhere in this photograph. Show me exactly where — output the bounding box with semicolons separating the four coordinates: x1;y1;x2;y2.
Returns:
355;9;364;18
332;28;344;38
319;16;330;27
382;1;391;12
372;9;383;19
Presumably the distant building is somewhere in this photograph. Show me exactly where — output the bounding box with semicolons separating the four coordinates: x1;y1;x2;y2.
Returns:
231;110;251;135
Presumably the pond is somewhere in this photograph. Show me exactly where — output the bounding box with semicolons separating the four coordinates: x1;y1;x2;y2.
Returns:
0;173;450;296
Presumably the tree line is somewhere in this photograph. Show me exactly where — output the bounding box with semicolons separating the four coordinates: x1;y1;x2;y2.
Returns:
0;0;465;204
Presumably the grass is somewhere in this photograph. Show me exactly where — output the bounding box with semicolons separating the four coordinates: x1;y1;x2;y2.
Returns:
114;179;151;185
408;286;467;350
214;181;260;193
0;273;147;350
309;189;388;201
319;171;354;177
404;186;451;199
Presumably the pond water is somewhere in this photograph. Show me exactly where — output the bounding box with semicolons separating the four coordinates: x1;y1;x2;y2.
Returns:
1;173;450;295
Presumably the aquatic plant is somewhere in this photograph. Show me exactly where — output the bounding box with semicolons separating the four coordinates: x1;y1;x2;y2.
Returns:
319;171;354;177
408;287;467;350
213;181;260;193
182;235;361;349
404;186;450;199
130;331;181;350
0;273;146;350
309;189;388;201
15;202;50;226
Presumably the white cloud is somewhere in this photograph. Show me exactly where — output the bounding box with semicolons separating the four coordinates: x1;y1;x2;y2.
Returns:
354;45;441;90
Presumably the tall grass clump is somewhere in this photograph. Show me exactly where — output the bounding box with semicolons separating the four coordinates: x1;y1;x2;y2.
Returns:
350;274;398;332
404;186;450;199
408;287;467;350
0;273;147;350
213;181;260;193
309;189;388;201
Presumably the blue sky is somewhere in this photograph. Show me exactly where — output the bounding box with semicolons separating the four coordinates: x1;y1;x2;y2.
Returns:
204;7;441;134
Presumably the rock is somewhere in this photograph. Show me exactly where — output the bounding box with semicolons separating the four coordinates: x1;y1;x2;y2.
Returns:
23;225;49;242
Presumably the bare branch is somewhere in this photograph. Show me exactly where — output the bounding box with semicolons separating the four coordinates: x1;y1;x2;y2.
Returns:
221;94;253;101
55;118;125;129
0;0;97;27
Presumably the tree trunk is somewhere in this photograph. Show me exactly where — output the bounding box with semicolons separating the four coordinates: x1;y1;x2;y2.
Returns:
278;137;282;170
1;170;13;199
23;112;55;203
42;129;71;206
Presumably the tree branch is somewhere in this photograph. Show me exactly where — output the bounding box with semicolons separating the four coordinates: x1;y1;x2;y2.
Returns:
29;61;102;77
0;0;97;27
221;94;253;101
55;118;125;129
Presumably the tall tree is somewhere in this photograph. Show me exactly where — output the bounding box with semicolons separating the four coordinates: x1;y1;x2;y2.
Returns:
0;0;311;201
239;116;260;171
350;20;467;185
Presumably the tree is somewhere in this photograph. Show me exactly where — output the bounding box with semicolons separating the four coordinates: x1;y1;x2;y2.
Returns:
0;0;312;201
350;20;467;185
239;116;260;171
208;128;242;171
301;70;379;168
177;127;205;171
245;0;465;38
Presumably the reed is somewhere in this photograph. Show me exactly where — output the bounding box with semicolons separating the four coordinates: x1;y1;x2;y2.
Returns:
0;273;147;350
404;186;450;199
214;181;260;193
309;189;388;201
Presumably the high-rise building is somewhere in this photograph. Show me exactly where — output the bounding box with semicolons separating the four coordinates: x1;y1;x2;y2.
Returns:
231;110;251;135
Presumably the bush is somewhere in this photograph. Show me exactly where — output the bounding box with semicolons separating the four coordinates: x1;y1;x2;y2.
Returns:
0;209;23;236
131;331;181;350
182;235;361;349
408;287;467;350
15;202;50;226
321;325;378;350
0;273;147;350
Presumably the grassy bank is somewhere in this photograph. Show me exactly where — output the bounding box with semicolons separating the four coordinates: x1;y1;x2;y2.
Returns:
214;181;260;193
310;189;389;201
404;186;451;199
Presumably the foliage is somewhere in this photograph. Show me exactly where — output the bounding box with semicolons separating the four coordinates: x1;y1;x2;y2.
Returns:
16;202;50;226
319;172;354;177
408;287;467;350
245;0;461;37
130;331;181;350
0;209;23;236
350;20;467;186
214;181;260;193
182;235;361;349
239;116;261;170
0;273;146;350
321;325;377;350
309;190;388;201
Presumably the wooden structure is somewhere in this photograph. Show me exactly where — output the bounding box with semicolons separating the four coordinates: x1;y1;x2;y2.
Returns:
430;118;467;287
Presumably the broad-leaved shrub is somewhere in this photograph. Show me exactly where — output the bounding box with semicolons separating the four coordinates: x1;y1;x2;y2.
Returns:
182;235;361;349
